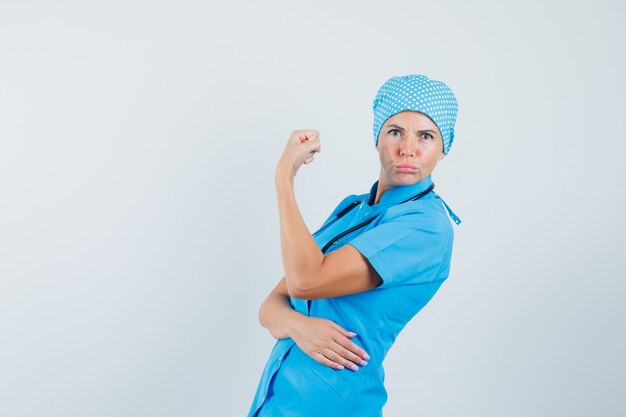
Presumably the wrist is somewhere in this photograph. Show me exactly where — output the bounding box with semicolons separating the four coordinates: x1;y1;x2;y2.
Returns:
283;309;306;339
275;171;295;192
275;163;296;182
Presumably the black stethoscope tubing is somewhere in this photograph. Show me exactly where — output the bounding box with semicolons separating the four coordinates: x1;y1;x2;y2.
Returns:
317;183;435;253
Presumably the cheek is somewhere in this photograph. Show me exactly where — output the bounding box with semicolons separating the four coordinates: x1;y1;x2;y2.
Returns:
377;146;391;159
426;141;443;159
424;149;442;166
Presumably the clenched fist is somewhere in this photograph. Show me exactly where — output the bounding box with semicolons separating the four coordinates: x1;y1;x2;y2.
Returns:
275;130;322;179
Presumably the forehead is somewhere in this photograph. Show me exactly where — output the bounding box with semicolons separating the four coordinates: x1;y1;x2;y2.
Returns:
384;110;437;127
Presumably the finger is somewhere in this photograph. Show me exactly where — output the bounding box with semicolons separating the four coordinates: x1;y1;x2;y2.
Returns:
303;130;320;141
331;322;357;338
295;130;319;142
301;139;321;151
313;351;345;370
303;156;314;164
320;347;360;371
333;333;370;361
304;143;321;156
331;342;369;366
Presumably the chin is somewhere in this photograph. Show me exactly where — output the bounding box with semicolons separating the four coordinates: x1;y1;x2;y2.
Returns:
394;175;424;186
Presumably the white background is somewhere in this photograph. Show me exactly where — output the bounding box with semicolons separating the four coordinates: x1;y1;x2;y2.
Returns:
1;1;624;416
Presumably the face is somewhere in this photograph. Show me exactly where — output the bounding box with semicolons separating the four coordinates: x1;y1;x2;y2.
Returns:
376;110;445;194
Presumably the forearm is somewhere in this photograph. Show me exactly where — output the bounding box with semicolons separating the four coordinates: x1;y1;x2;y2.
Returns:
259;284;370;371
275;174;325;293
259;289;306;339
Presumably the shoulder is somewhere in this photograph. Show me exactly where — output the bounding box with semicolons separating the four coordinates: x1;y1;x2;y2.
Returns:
379;194;454;238
347;195;455;288
350;195;454;260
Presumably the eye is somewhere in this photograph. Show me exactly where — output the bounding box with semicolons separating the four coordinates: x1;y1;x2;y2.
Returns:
420;133;434;140
388;129;401;136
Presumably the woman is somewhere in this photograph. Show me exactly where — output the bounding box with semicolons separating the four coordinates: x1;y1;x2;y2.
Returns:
247;74;461;417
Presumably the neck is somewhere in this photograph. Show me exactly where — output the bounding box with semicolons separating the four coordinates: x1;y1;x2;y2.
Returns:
373;168;393;204
373;183;390;205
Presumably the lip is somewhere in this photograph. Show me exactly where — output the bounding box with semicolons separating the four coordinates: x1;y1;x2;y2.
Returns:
395;163;418;173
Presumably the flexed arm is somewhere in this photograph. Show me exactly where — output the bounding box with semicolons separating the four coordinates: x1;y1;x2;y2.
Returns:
274;130;382;300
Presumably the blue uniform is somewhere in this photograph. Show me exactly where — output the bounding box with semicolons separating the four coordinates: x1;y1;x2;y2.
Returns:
248;175;460;417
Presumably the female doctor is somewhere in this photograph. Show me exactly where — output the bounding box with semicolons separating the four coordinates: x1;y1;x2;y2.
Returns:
247;74;461;417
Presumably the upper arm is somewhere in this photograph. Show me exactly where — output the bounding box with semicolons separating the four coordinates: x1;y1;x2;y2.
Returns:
288;244;382;300
289;207;452;300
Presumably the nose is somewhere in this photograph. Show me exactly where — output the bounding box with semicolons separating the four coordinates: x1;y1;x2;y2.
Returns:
399;137;418;158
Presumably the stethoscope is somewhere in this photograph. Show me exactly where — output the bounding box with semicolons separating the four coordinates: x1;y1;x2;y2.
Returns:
314;183;436;253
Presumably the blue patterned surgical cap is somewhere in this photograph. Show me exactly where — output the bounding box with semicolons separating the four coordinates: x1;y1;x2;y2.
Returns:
372;74;458;155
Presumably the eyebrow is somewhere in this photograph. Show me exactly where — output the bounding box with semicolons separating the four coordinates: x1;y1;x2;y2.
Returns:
386;124;437;134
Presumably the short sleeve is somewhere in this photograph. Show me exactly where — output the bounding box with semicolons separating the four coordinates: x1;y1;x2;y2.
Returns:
348;206;453;288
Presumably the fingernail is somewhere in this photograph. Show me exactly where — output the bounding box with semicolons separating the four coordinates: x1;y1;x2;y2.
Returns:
336;365;345;370
362;353;370;360
348;332;357;337
350;364;359;371
360;360;368;366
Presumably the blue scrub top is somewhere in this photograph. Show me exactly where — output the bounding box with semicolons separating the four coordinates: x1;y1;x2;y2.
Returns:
248;175;460;417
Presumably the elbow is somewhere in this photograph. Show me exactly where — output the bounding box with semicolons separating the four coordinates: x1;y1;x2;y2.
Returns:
287;280;317;300
258;299;269;328
286;270;327;300
287;287;308;300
